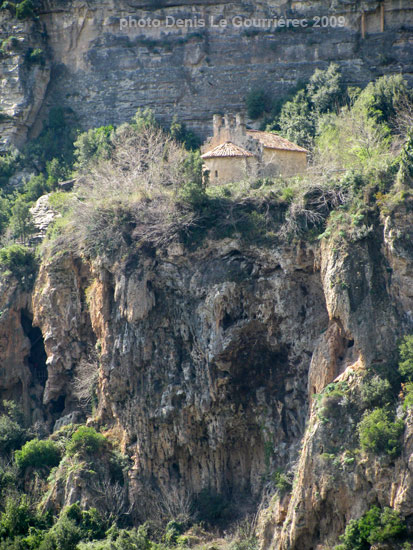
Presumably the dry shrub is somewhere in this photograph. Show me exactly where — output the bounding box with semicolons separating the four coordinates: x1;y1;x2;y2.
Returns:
73;357;99;411
280;182;349;239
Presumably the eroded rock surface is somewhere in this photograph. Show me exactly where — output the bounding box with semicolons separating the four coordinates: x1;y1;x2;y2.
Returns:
0;198;412;545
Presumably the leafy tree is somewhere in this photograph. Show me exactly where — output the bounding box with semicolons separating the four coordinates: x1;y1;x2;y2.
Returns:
0;195;10;235
74;126;114;171
403;382;413;411
315;104;391;174
39;516;82;550
46;158;69;186
278;89;315;149
181;150;203;187
307;63;343;114
277;63;343;148
77;525;151;550
355;74;409;127
40;504;106;550
132;108;157;132
9;196;35;243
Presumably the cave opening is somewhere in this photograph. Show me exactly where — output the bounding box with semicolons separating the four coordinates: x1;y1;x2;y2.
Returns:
49;395;65;415
20;310;48;386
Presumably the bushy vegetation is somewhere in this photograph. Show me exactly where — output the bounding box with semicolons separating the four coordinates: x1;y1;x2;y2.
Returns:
271;470;292;496
315;382;348;422
399;335;413;381
15;438;61;471
0;401;26;456
0;0;35;19
0;66;410;550
66;426;107;456
358;408;404;458
77;525;151;550
0;494;49;541
335;506;407;550
15;0;34;19
0;244;37;285
360;375;393;409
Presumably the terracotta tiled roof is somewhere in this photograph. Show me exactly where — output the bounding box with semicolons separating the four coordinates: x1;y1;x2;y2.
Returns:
246;130;308;153
201;141;254;159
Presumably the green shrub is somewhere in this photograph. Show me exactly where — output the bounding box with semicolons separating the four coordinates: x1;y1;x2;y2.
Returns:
23;174;50;202
0;495;45;540
15;439;61;471
358;408;404;458
27;48;44;65
271;470;292;495
0;148;20;187
39;516;82;550
231;537;258;550
0;244;37;284
360;375;393;409
178;181;208;210
0;415;25;455
74;126;114;171
164;520;184;545
78;525;151;550
15;0;34;19
38;504;106;550
403;382;413;411
336;506;406;549
399;335;413;381
67;426;106;456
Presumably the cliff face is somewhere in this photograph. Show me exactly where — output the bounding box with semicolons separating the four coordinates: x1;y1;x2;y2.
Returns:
1;195;412;545
30;239;328;501
258;199;413;550
1;0;413;149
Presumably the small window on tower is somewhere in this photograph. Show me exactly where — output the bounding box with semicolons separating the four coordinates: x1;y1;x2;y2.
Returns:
215;170;218;178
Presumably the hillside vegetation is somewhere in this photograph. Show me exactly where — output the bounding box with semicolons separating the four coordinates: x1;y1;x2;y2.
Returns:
0;66;412;549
